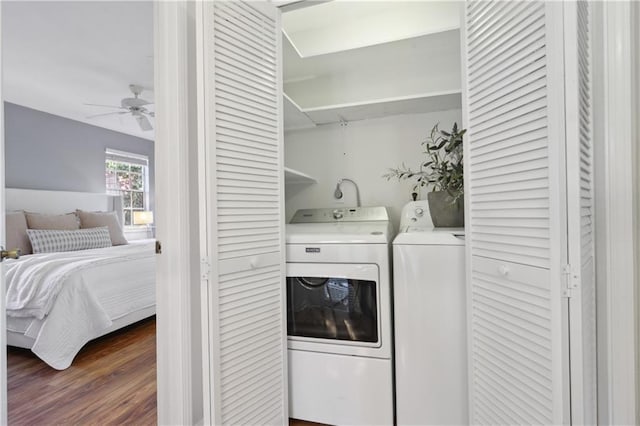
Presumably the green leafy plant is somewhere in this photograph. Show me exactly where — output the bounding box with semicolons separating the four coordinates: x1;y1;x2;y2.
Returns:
384;122;466;200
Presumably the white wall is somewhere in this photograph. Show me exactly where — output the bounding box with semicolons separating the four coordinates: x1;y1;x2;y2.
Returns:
284;109;462;229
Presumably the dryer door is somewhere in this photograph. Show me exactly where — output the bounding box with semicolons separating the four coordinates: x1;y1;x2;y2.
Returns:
286;263;382;353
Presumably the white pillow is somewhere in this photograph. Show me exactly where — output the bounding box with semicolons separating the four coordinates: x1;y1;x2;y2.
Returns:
27;227;112;254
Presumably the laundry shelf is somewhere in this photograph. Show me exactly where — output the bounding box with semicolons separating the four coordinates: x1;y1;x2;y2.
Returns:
284;167;317;185
283;93;316;132
301;90;462;125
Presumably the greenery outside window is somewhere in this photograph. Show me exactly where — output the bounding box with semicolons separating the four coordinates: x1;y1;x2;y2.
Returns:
105;149;149;227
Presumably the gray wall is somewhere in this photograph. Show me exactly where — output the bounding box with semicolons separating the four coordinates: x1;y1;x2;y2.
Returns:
4;102;155;212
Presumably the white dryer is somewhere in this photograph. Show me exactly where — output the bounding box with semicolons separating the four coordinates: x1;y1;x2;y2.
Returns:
286;207;394;426
393;200;468;425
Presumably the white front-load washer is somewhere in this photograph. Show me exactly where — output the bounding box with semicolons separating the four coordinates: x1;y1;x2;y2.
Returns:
393;200;468;425
286;207;394;426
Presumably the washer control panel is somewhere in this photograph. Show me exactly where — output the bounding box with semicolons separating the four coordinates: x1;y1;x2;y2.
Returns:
290;206;389;223
399;200;434;230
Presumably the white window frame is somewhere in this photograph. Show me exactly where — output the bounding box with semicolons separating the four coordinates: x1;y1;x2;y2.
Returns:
105;148;150;228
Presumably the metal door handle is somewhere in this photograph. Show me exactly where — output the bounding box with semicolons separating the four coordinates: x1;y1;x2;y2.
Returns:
0;248;21;262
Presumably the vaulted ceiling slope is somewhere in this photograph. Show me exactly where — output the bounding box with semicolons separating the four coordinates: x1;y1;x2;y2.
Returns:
282;0;461;57
2;1;154;140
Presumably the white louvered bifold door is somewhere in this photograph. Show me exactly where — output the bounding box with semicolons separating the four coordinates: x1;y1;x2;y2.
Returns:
199;1;287;425
463;2;570;424
564;1;597;424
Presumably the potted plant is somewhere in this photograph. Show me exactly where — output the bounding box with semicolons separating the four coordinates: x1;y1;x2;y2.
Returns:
384;122;466;227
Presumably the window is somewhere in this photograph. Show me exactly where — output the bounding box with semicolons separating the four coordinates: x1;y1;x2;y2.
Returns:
105;149;149;226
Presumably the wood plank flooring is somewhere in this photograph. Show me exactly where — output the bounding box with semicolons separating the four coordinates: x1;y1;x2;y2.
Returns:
7;317;157;425
8;317;328;425
289;420;327;426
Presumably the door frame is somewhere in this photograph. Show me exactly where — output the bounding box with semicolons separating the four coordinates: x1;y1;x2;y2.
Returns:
596;1;639;424
154;1;201;424
0;2;6;424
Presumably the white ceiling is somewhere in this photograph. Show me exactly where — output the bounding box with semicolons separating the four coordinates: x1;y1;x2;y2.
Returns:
2;1;154;140
282;1;462;110
282;1;461;58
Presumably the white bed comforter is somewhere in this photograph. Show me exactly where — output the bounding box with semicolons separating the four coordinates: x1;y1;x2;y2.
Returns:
5;241;155;369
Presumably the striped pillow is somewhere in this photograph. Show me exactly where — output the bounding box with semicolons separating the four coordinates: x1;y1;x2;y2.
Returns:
26;227;112;254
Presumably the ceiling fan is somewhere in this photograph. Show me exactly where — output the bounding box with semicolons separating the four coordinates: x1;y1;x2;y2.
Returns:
85;84;155;131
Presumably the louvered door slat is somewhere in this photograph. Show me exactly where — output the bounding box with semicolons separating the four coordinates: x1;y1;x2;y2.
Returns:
226;1;275;31
218;78;277;108
471;130;546;159
217;112;277;136
215;54;276;94
217;67;276;99
468;4;544;73
467;1;520;41
217;82;276;106
218;130;278;151
468;3;539;60
217;96;278;123
220;275;280;298
471;79;546;125
214;42;276;76
470;256;556;421
217;168;277;183
218;150;278;169
217;154;278;172
203;1;285;425
218;191;278;201
214;15;276;57
221;338;280;373
473;147;547;172
214;29;276;68
469;121;546;153
471;43;545;104
222;370;281;412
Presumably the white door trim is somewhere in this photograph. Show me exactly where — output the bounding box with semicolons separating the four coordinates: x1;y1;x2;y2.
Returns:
154;2;199;424
598;1;638;424
0;2;7;424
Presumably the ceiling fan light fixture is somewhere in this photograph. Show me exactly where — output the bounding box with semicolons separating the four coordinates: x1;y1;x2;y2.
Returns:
135;114;153;131
85;83;154;131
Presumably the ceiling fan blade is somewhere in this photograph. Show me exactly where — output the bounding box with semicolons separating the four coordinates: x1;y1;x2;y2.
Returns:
86;111;129;119
146;111;155;118
84;103;126;109
135;114;153;131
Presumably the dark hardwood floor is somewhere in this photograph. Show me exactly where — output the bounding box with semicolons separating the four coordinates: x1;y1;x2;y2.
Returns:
8;317;328;425
7;317;157;425
289;420;328;426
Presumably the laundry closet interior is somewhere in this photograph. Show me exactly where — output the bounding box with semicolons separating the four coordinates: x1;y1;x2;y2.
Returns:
281;1;463;227
199;0;601;425
280;2;466;425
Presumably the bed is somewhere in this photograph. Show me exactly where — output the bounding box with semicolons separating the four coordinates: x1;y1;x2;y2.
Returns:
4;188;156;370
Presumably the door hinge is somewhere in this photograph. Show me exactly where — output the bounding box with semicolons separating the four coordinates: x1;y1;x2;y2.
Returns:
562;264;579;298
200;257;211;281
